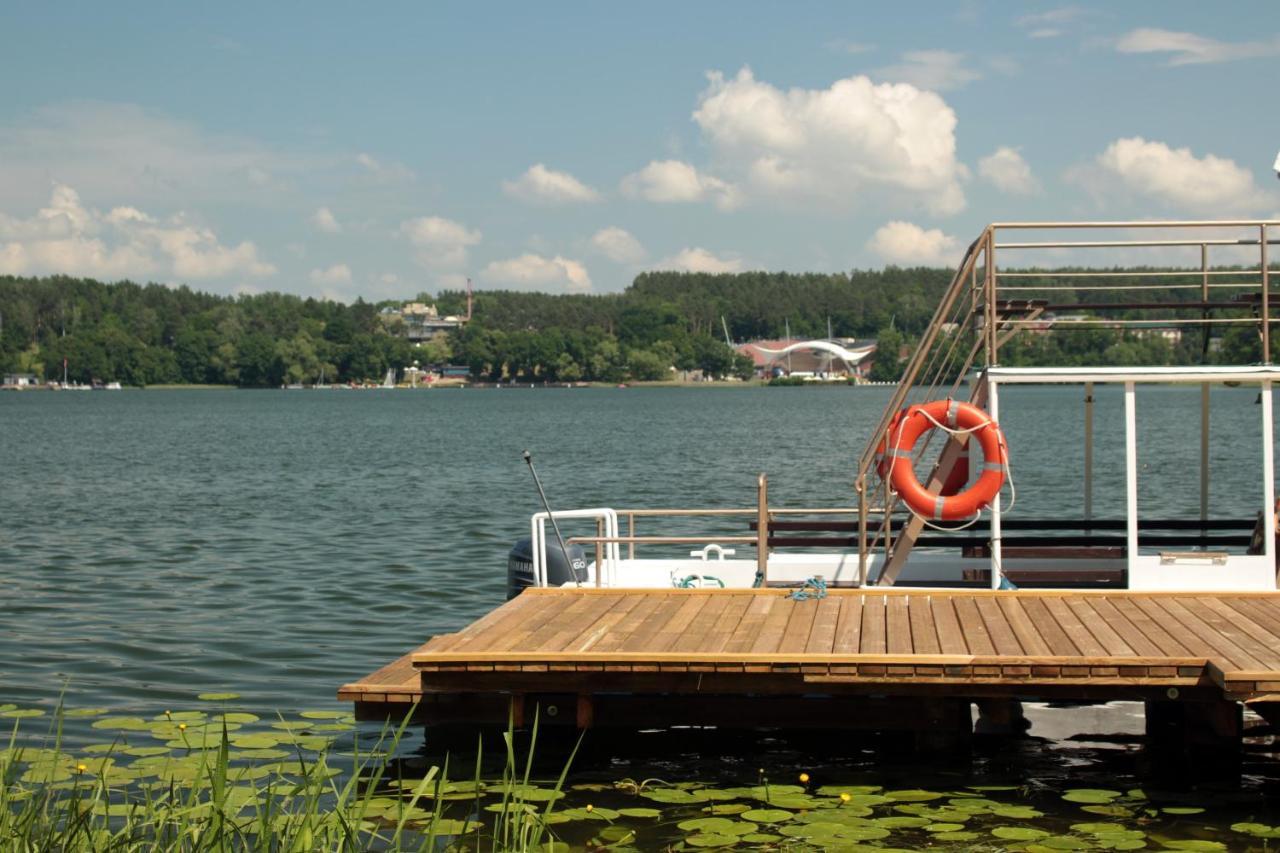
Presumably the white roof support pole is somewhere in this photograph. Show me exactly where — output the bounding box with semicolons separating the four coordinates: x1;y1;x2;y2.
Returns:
1263;381;1276;574
988;375;1003;590
1125;382;1139;578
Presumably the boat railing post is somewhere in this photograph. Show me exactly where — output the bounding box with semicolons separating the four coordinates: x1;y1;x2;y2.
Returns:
1262;224;1271;363
1262;380;1276;583
1125;382;1139;580
626;511;635;560
856;479;867;587
757;473;769;586
1201;243;1210;523
595;517;604;588
988;375;1003;590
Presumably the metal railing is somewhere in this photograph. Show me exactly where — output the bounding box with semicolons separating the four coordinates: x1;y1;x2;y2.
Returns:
854;220;1280;583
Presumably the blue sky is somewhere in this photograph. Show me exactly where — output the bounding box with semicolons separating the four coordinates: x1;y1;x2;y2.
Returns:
1;2;1277;301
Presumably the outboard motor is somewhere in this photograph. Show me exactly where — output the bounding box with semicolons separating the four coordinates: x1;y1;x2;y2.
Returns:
506;537;588;599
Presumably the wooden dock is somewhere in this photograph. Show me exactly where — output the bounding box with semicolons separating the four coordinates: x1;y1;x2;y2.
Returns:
340;588;1280;740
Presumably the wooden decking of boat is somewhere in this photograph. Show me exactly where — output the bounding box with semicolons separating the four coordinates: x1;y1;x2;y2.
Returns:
340;587;1280;716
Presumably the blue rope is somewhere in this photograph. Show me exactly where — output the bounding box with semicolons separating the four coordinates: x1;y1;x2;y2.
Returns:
677;574;725;589
788;576;828;601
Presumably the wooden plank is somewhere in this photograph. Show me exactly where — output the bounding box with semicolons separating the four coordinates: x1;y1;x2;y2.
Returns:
778;599;822;653
589;595;670;652
952;595;996;655
831;595;864;654
433;595;534;652
723;595;776;654
930;595;968;654
996;597;1051;656
639;594;715;653
1018;596;1080;656
803;595;843;654
886;595;913;654
572;594;647;652
1063;596;1134;656
704;594;756;654
860;594;887;654
1172;597;1273;672
528;594;622;652
973;595;1023;655
1219;597;1280;652
1130;596;1239;665
750;596;799;654
1085;596;1164;657
1109;596;1194;657
469;593;574;653
670;594;734;653
1040;597;1108;657
907;594;941;655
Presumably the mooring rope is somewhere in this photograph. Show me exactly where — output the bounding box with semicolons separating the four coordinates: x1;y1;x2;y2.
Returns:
788;576;827;601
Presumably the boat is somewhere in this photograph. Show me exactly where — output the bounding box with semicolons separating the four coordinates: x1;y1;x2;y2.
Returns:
379;368;396;389
104;381;122;390
507;219;1280;597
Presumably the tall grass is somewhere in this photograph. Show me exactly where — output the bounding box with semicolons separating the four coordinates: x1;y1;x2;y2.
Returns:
0;703;578;852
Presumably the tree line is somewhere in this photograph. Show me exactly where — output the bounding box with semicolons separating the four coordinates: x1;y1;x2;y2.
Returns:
0;268;1269;387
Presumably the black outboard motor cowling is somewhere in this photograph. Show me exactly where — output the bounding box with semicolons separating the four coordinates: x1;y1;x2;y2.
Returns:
506;537;588;599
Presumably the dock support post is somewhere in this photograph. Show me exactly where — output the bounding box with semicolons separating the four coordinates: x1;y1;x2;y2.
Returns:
913;700;974;754
576;694;594;729
1145;700;1242;763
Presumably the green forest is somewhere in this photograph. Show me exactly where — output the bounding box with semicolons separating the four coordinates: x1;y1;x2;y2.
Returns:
0;268;1269;387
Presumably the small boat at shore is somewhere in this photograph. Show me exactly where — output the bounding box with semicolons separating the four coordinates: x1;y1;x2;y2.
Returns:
509;219;1280;597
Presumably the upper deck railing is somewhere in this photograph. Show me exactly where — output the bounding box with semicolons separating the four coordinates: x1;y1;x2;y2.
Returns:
854;220;1279;581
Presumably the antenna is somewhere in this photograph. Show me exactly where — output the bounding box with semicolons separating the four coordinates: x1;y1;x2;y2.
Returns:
465;277;474;322
522;451;575;583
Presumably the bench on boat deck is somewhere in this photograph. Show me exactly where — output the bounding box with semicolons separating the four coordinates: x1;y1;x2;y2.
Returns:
750;517;1258;556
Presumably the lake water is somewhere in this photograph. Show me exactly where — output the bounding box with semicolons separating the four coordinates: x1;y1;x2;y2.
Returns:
3;385;1279;847
1;383;1276;713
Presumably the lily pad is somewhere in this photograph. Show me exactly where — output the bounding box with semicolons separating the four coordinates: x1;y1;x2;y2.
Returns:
1158;842;1225;851
993;826;1051;840
640;788;705;804
934;830;981;841
63;707;109;717
679;818;741;834
618;807;661;818
230;734;279;749
429;819;481;835
197;692;241;701
1161;807;1204;816
0;708;44;718
740;809;792;823
884;788;944;802
1064;789;1123;804
704;803;751;815
995;805;1046;819
298;709;347;719
925;823;967;832
92;716;150;730
685;833;739;847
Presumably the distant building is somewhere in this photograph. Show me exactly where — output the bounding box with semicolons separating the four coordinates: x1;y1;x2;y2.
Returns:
381;282;475;342
736;338;876;379
2;373;36;387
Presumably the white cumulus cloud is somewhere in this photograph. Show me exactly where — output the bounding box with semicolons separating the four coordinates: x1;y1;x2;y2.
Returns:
653;247;744;274
691;67;966;215
481;253;592;293
503;163;600;204
590;227;646;264
0;183;275;281
978;146;1038;195
620;160;741;210
311;206;341;233
1115;28;1280;65
867;221;961;267
398;215;481;268
309;263;352;285
1086;137;1269;212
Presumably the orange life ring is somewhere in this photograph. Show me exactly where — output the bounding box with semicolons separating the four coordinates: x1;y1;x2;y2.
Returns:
882;399;1009;521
